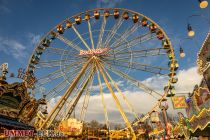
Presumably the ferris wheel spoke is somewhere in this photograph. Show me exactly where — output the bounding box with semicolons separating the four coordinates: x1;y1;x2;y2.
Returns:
113;59;168;72
63;95;78;119
64;66;95;119
54;31;82;51
110;23;140;48
96;17;107;48
36;57;83;68
105;60;167;75
56;105;68;121
45;46;82;57
53;67;93;121
36;60;84;87
88;21;95;49
112;32;155;53
101;65;140;122
47;72;90;127
42;69;83;100
103;63;162;98
46;64;93;101
104;47;166;60
96;61;135;136
79;75;93;121
37;67;81;88
80;94;90;121
103;17;124;48
39;58;93;129
96;68;110;129
63;66;93;119
45;47;71;55
72;26;91;50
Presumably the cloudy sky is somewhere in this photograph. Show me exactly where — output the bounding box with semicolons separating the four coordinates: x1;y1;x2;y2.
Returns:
0;0;209;125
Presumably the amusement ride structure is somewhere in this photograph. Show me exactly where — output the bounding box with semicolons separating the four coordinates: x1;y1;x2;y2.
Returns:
0;8;180;139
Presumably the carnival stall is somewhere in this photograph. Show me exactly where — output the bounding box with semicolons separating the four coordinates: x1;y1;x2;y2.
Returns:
173;31;210;139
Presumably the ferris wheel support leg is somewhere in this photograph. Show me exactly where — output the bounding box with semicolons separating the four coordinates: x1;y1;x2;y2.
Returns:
102;66;140;121
38;58;92;129
96;61;136;140
96;68;110;130
65;66;95;119
79;76;93;121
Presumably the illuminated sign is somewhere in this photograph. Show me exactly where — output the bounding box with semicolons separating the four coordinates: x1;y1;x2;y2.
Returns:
79;48;110;56
4;130;34;137
58;118;83;136
171;96;187;109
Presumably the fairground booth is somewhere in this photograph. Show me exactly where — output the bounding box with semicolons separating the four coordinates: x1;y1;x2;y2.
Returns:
173;31;210;139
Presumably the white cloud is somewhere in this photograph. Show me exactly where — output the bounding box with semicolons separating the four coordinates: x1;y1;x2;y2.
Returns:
0;33;41;61
48;90;157;123
47;66;202;124
142;66;202;93
175;66;202;92
142;75;168;92
47;96;61;112
92;81;124;91
0;37;28;60
28;33;41;46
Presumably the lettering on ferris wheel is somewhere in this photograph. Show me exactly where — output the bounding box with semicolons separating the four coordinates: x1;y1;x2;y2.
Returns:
79;48;110;56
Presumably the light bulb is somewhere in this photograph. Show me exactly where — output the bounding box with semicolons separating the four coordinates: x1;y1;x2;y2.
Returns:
188;30;195;37
180;52;186;58
200;0;208;8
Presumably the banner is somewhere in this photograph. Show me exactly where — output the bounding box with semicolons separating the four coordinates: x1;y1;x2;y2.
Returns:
171;96;187;109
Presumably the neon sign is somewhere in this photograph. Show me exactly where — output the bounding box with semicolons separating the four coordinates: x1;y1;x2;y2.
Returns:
79;48;110;56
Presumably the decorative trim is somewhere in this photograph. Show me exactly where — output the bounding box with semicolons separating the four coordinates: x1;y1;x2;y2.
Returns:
197;31;210;74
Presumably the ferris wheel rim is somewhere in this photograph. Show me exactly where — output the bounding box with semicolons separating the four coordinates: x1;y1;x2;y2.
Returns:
27;8;174;69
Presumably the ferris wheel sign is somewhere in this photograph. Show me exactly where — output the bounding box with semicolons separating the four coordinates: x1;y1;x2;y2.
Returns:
79;48;110;56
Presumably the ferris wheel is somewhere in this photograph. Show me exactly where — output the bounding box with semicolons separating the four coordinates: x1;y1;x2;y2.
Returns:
25;8;178;138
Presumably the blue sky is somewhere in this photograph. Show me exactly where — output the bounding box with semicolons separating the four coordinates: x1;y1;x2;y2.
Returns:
0;0;210;75
0;0;210;122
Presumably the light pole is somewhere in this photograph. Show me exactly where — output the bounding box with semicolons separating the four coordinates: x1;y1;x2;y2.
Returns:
159;99;168;126
150;110;160;124
158;98;169;139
